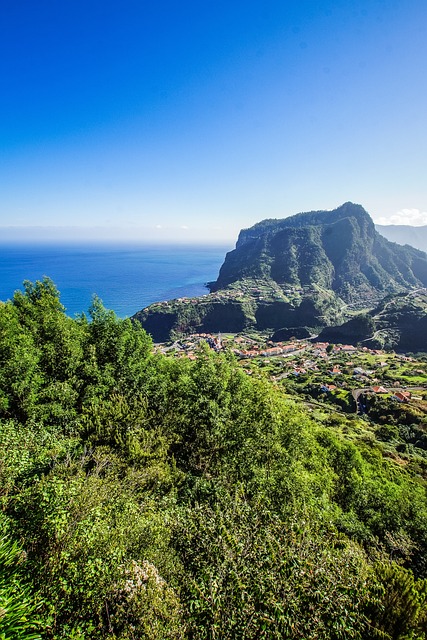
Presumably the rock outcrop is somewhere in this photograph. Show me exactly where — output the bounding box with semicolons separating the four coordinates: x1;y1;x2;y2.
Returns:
133;203;427;342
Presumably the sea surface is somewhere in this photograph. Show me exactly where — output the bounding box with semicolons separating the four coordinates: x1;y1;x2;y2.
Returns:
0;243;231;318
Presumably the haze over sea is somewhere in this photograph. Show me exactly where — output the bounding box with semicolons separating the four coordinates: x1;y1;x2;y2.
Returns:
0;243;230;318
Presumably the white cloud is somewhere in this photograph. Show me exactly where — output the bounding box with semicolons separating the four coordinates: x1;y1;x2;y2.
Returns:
155;224;162;229
375;208;427;226
180;225;189;230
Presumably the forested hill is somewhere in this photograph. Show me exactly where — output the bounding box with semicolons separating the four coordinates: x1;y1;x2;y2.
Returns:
318;289;427;351
211;202;427;301
1;277;427;639
135;202;427;341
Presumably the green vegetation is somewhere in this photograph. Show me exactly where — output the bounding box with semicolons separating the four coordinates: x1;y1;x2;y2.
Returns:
135;202;427;342
320;290;427;352
213;202;427;300
2;278;427;638
0;516;41;640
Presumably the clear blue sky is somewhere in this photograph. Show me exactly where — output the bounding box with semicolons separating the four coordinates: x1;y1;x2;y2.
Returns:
1;0;426;243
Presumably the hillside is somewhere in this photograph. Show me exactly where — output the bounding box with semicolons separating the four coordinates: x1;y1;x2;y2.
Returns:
319;289;427;352
135;203;427;341
1;278;427;639
212;202;427;300
133;281;343;342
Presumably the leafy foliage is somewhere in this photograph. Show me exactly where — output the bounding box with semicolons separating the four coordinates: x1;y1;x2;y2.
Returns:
1;279;427;638
0;515;41;640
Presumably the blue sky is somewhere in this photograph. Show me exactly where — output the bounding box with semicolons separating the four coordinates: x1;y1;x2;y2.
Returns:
1;0;427;243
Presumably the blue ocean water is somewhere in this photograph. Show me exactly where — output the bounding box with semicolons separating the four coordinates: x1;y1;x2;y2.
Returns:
0;243;231;318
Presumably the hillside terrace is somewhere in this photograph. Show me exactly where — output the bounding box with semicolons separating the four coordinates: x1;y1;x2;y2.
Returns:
149;279;317;312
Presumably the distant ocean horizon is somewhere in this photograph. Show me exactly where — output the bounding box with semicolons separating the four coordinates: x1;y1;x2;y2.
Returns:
0;243;231;318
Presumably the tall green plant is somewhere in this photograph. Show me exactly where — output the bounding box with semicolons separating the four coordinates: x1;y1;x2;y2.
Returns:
0;517;41;640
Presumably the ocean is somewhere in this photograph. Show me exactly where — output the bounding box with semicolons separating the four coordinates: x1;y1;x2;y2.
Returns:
0;243;231;318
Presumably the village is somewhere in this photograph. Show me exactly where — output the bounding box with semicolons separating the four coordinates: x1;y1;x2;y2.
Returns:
156;331;427;416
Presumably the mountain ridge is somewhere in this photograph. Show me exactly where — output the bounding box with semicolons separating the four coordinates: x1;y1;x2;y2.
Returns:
211;202;427;302
318;289;427;352
134;203;427;341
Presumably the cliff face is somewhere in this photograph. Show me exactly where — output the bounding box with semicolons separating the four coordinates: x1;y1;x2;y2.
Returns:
134;299;255;343
211;202;427;302
318;291;427;352
133;203;427;342
133;283;344;342
133;285;344;341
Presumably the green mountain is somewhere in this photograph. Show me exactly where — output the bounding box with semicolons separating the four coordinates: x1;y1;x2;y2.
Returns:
319;289;427;352
212;202;427;301
134;203;427;341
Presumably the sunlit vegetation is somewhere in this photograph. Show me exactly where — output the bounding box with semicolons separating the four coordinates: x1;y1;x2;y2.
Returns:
136;203;427;342
1;278;427;638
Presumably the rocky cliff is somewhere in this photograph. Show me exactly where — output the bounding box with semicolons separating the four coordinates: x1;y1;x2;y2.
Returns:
133;203;427;341
211;202;427;303
318;290;427;352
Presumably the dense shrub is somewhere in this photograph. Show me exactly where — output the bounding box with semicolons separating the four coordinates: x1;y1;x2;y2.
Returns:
1;280;427;638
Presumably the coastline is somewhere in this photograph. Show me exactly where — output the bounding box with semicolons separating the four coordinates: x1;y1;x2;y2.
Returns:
0;242;230;318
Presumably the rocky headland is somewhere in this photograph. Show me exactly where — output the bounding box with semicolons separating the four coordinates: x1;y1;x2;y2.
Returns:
133;202;427;345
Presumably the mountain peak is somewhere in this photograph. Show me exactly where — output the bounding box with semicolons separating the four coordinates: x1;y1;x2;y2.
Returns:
236;202;372;248
134;203;427;341
212;203;427;301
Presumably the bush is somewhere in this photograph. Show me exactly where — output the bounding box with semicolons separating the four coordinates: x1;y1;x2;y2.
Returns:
0;515;41;640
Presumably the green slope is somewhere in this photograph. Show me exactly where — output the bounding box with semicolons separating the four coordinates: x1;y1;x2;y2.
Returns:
135;202;427;341
2;278;427;639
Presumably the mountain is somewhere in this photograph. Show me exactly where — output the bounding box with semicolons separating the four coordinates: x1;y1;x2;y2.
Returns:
212;202;427;302
134;203;427;341
376;224;427;253
318;289;427;352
